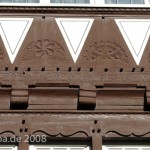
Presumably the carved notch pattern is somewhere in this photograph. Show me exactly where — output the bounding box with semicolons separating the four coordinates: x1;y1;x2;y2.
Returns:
22;39;68;62
92;120;101;134
84;41;128;63
0;47;3;60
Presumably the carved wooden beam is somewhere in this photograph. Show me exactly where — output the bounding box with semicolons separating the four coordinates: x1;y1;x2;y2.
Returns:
0;6;149;15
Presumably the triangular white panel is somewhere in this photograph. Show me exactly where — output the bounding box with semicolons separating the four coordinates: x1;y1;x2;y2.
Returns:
56;18;94;63
115;19;150;65
0;18;33;63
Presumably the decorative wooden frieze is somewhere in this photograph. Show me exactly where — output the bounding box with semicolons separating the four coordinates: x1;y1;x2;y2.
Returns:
22;40;67;60
21;39;69;65
10;89;29;109
84;41;129;64
0;113;150;140
0;68;148;90
0;6;150;14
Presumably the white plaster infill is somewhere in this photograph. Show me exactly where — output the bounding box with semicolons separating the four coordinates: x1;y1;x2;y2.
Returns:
115;19;150;65
0;18;33;63
56;18;93;63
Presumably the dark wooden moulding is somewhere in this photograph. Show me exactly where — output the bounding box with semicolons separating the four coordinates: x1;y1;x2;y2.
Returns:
0;6;150;150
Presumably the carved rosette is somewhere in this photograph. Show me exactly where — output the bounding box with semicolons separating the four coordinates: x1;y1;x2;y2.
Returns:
22;39;68;63
84;41;128;63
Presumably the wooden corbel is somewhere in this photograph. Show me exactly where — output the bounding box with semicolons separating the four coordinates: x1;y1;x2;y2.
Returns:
145;90;150;110
78;83;96;110
10;89;29;109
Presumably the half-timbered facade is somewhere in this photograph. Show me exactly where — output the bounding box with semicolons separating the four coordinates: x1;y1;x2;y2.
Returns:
0;1;149;150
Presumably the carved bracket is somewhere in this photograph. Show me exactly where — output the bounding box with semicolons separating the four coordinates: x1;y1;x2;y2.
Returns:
10;89;29;109
78;84;96;110
145;90;150;111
